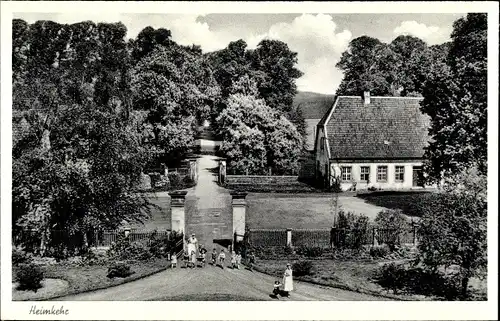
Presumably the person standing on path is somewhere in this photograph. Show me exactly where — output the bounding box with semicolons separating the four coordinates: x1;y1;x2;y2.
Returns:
187;233;198;259
282;263;294;297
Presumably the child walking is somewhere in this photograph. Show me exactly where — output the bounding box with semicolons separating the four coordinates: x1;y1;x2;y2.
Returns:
190;250;197;268
211;248;217;266
170;252;177;268
231;251;237;269
236;252;242;269
218;249;226;269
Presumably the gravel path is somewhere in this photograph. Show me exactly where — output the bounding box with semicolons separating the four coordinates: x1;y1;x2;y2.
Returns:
58;264;389;301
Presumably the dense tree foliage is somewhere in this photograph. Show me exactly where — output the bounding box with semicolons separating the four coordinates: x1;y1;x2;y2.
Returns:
12;20;151;253
336;35;448;97
420;13;487;180
417;167;487;298
217;88;303;175
207;39;306;143
131;44;221;164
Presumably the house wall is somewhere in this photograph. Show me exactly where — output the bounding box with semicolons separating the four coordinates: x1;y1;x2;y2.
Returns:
329;160;431;191
305;118;321;150
314;127;330;186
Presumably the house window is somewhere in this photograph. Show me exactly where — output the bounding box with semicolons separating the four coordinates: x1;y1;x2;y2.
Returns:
377;166;388;182
395;166;405;182
360;166;370;182
341;166;352;182
320;137;325;151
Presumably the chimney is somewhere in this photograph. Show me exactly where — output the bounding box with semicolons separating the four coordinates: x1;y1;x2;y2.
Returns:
363;91;370;105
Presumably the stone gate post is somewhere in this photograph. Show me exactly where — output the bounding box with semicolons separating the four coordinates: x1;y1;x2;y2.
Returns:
230;191;247;242
169;191;188;235
219;159;226;185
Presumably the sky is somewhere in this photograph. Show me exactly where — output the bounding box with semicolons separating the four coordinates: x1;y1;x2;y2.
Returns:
14;12;465;95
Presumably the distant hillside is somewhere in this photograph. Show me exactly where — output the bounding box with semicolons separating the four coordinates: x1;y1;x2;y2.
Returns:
293;91;335;120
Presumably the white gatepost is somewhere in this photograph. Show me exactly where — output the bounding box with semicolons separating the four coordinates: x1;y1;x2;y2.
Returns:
286;228;293;247
169;191;187;235
230;191;247;242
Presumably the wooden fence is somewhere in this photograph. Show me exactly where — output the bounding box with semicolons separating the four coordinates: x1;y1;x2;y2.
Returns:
248;227;418;249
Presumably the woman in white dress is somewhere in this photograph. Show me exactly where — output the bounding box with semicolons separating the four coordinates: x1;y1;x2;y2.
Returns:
282;263;294;297
187;233;198;261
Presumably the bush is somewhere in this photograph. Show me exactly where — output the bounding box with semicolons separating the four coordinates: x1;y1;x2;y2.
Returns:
107;235;153;261
81;249;109;266
369;245;390;258
12;246;32;266
107;262;135;279
375;209;410;250
168;172;182;189
182;175;195;187
292;260;314;277
335;210;370;250
376;263;461;299
297;246;324;258
376;262;407;294
15;263;44;292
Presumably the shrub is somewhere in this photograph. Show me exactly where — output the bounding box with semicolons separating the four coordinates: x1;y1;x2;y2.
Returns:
107;235;153;261
107;262;135;279
182;175;195;187
292;260;314;277
15;263;44;292
375;209;410;250
81;249;109;266
376;262;407;294
12;246;32;266
297;246;324;258
168;172;182;189
376;263;461;299
369;245;390;258
335;210;370;250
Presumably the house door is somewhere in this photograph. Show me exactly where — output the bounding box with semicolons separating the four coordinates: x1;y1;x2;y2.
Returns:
412;166;423;187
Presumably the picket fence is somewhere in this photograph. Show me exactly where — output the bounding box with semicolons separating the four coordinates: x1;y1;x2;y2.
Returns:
248;227;418;249
14;229;178;249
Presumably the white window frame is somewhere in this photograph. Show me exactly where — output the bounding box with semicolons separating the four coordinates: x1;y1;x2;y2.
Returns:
360;166;370;182
377;166;388;182
395;166;405;182
341;166;352;182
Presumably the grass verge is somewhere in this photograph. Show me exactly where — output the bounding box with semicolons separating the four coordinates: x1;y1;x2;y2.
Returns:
252;259;430;301
13;258;171;301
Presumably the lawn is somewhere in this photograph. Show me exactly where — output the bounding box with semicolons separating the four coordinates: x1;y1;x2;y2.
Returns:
253;258;486;301
246;193;388;229
12;258;171;301
356;190;439;218
252;258;416;300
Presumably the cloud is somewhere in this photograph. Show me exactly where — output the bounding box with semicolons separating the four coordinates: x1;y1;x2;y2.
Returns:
393;20;451;45
246;14;352;94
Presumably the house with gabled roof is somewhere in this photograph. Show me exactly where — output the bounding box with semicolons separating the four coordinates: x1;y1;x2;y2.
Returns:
314;91;432;190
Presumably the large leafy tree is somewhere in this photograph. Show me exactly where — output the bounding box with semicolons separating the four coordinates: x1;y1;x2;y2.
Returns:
417;167;487;298
131;43;221;165
336;35;444;97
217;82;303;175
420;13;487;180
12;20;151;253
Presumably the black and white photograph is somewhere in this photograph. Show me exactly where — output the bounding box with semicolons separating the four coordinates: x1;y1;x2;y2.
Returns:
1;1;498;320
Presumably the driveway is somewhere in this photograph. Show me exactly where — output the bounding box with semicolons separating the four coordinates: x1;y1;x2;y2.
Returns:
58;264;388;301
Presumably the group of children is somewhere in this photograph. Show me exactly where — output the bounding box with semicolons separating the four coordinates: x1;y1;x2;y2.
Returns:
171;247;248;269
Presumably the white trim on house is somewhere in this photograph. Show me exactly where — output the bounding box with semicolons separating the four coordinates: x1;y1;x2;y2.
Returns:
322;96;341;160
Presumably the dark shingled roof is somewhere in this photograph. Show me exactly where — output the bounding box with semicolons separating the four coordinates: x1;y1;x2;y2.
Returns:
323;96;430;159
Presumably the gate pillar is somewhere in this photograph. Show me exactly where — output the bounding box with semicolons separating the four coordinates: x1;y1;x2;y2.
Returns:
230;191;247;242
169;191;187;235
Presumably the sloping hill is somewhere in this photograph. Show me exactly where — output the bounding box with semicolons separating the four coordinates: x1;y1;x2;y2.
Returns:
293;91;335;120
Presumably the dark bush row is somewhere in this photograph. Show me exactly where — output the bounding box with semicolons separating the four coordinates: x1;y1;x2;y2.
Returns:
376;263;461;299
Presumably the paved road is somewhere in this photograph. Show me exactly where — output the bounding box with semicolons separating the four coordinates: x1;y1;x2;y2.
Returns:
59;264;388;301
185;154;232;250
